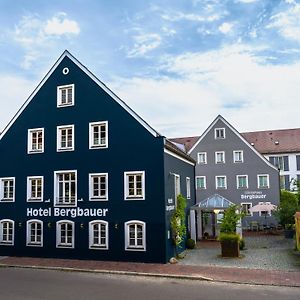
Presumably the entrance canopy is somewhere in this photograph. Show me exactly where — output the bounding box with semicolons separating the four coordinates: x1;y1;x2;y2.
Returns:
191;194;234;211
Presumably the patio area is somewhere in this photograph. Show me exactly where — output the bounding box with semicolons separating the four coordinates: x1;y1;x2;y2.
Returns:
179;232;300;271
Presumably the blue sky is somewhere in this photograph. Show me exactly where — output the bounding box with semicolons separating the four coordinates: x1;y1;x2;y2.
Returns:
1;0;300;137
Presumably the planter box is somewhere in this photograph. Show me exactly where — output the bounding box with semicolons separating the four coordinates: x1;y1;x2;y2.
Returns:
221;240;240;257
284;229;295;239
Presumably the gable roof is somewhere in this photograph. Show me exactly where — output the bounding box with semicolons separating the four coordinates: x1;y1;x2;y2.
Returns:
241;128;300;154
171;115;278;170
0;50;161;140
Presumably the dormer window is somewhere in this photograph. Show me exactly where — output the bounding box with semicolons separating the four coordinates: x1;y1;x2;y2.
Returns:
57;84;74;107
214;128;225;139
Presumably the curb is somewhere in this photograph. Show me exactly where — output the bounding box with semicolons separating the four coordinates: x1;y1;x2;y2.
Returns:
0;263;213;282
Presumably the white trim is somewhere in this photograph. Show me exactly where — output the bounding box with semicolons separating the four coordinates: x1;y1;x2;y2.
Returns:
56;220;75;248
89;173;108;201
233;150;244;163
195;176;206;189
89;220;108;250
188;115;278;171
89;121;108;149
0;51;160;140
236;175;248;189
27;128;44;154
186;177;191;199
215;151;225;164
0;177;15;202
26;219;43;247
57;124;75;152
124;171;145;200
164;149;195;166
241;202;253;216
174;174;180;201
54;170;77;207
257;174;270;189
27;176;44;202
124;220;146;251
57;84;75;107
0;219;14;246
197;152;207;164
215;175;227;189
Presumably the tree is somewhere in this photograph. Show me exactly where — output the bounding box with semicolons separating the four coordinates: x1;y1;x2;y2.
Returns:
170;194;187;256
276;190;299;229
220;205;243;234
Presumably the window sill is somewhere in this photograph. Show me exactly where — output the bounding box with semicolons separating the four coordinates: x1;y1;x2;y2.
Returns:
57;148;74;152
125;247;146;251
28;150;44;154
89;246;108;250
89;198;108;201
125;197;145;201
89;145;108;149
0;199;14;203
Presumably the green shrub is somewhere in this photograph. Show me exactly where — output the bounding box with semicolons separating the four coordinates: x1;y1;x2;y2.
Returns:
186;238;196;249
239;238;245;250
218;232;240;242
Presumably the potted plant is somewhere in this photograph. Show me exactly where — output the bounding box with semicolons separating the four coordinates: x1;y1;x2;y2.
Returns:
275;190;299;239
218;205;243;257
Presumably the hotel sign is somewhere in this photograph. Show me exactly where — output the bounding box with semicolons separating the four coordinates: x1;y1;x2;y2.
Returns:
240;191;266;201
27;207;108;218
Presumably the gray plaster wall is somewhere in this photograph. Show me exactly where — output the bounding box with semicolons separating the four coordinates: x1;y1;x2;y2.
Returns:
190;117;280;226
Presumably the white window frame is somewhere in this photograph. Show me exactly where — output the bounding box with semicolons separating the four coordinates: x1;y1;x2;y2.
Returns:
27;176;43;202
214;128;225;139
0;177;15;202
215;151;225;164
27;128;44;154
89;121;108;149
124;171;145;200
124;220;146;251
0;219;14;246
56;220;74;248
241;203;253;216
174;174;180;199
233;150;244;163
215;176;227;189
89;220;108;250
57;84;75;107
197;152;207;164
257;174;270;189
89;173;108;201
236;175;248;189
26;219;43;247
57;125;74;152
54;170;77;207
196;176;206;189
186;177;191;199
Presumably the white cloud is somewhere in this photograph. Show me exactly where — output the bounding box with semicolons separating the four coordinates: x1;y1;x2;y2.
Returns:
235;0;259;3
44;12;80;35
161;12;221;22
267;2;300;42
127;33;162;57
110;44;300;137
13;13;80;69
218;22;233;34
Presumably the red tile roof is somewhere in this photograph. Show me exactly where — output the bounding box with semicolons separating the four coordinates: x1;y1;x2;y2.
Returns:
241;128;300;154
169;136;200;153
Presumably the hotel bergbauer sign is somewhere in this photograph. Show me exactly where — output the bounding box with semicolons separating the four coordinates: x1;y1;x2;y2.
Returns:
27;207;108;218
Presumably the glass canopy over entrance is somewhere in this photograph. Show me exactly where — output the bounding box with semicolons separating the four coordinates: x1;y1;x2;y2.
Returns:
191;194;234;211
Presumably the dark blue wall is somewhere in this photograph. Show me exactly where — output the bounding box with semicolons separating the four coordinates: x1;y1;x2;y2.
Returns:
163;152;195;261
0;56;172;263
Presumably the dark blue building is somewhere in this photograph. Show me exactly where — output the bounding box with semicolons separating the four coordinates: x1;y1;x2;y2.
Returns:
0;51;195;263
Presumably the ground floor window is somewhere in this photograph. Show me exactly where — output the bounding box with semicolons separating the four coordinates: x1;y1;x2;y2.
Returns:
56;220;74;248
0;219;14;245
26;220;43;246
125;221;146;251
241;203;252;216
89;220;108;249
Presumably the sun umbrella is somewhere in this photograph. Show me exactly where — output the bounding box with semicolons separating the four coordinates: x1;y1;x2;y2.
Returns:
249;202;277;214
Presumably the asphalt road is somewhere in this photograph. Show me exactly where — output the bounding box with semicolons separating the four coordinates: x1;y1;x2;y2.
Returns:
0;268;299;300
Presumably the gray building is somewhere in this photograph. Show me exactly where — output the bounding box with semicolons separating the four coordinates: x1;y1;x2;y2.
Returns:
171;115;280;240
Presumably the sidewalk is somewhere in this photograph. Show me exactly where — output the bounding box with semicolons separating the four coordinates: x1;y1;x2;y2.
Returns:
0;256;300;287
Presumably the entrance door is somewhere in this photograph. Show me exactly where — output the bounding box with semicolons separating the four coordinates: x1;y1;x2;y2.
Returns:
201;211;216;239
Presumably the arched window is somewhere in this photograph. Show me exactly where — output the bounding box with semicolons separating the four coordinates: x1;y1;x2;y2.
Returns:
56;220;74;248
0;219;14;245
26;219;43;247
89;220;108;250
124;221;146;251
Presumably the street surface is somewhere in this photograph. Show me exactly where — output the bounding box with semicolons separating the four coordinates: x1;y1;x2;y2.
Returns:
0;268;298;300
